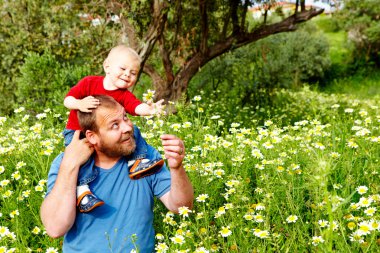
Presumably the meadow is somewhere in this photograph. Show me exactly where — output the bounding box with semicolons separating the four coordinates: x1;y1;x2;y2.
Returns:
0;84;379;253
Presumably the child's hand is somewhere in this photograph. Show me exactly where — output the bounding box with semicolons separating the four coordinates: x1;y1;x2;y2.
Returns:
152;99;166;116
78;96;100;112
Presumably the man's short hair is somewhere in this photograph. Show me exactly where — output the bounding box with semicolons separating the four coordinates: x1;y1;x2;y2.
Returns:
77;95;120;133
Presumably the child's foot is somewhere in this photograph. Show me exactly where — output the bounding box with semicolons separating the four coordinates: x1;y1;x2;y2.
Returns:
128;158;164;180
77;185;104;212
77;191;105;213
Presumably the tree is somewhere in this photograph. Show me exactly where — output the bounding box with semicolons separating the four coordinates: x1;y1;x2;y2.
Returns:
337;0;380;66
106;0;324;102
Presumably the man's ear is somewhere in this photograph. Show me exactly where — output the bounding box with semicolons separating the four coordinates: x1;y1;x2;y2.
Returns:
85;130;98;145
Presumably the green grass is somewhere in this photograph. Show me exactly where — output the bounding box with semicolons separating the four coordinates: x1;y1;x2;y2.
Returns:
0;85;379;252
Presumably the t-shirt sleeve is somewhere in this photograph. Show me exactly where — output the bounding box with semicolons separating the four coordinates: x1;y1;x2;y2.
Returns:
45;153;64;197
65;77;88;99
123;91;143;116
147;146;171;198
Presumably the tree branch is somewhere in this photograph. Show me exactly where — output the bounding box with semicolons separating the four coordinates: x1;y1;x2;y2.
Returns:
137;0;168;69
199;0;208;54
158;35;174;84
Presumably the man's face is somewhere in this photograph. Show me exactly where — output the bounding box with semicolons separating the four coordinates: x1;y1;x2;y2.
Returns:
95;105;136;157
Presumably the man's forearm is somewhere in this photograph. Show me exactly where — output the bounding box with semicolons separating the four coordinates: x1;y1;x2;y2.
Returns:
168;165;194;211
40;161;79;238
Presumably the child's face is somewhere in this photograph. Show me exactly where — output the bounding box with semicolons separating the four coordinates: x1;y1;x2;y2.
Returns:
104;51;140;90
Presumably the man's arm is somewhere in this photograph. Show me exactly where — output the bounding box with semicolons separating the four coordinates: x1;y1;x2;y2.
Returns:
159;134;194;212
40;131;93;238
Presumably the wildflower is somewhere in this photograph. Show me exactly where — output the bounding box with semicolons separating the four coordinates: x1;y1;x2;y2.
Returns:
11;171;21;181
0;179;9;187
255;203;265;210
219;226;232;237
22;190;31;198
0;166;4;174
182;122;192;128
254;214;265;223
46;247;59;253
178;206;192;218
197;107;204;113
142;89;155;102
156;233;164;240
264;120;273;126
194;247;209;253
318;220;329;228
32;226;41;235
311;236;324;246
262;141;274;149
196;194;209;203
286;215;298;223
251;149;264;159
369;219;380;231
243;213;254;221
313;142;325;150
358;197;372;207
14;107;25;113
155;242;168;253
9;210;19;218
193;95;201;101
357;221;372;235
35;185;44;192
36;113;47;119
0;117;6;125
170;123;181;131
356;186;368;195
0;246;7;253
253;229;270;239
16;161;26;169
364;207;377;216
2;190;13;198
347;222;356;230
0;226;10;237
344;108;354;113
170;234;185;245
347;139;358;148
217;206;225;215
349;231;364;243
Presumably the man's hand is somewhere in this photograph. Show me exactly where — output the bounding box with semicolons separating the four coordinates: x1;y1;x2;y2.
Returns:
64;130;94;167
161;134;185;170
78;96;100;112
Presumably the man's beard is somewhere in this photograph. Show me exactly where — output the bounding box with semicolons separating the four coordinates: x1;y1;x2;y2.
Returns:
98;134;136;158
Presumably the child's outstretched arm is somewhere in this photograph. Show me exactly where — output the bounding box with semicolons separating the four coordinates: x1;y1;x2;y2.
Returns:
135;99;165;116
64;96;100;113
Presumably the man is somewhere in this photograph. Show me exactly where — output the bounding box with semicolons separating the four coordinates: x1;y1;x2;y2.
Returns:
40;95;194;252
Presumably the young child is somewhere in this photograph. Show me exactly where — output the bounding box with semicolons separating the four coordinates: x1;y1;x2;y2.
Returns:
63;45;165;212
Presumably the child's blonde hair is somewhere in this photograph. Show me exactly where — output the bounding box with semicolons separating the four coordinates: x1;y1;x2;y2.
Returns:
104;45;142;66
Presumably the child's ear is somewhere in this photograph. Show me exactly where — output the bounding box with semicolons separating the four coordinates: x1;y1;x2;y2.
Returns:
103;59;110;74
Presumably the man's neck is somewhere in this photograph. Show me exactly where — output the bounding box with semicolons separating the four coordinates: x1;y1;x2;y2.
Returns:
94;152;122;170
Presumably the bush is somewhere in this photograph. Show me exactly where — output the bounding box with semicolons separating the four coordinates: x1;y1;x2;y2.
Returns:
190;23;331;111
16;52;91;113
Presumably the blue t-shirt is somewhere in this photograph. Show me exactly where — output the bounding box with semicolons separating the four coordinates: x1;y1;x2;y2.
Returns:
46;145;171;253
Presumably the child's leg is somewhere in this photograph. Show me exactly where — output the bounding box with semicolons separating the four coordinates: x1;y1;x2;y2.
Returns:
76;156;104;212
62;129;75;147
128;126;164;180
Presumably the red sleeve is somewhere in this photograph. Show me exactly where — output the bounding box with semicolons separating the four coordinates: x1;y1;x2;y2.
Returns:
122;91;142;116
65;77;88;99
